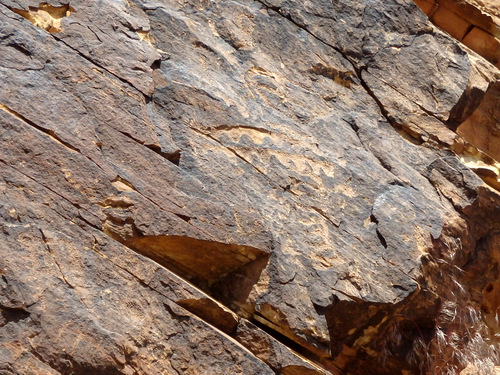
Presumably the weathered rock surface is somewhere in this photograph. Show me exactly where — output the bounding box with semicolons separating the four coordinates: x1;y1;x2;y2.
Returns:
0;0;499;374
414;0;500;67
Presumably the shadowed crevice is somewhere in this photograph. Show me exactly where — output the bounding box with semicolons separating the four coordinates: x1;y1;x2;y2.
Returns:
124;235;270;295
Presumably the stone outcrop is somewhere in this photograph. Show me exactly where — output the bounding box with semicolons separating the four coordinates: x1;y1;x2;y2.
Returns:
413;0;500;67
0;0;499;374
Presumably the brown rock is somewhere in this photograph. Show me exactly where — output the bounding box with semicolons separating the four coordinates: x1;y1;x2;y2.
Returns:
1;0;500;374
457;80;500;162
433;5;472;40
463;27;500;65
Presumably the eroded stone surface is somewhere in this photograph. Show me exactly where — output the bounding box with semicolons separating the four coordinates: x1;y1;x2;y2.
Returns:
413;0;500;67
1;0;500;374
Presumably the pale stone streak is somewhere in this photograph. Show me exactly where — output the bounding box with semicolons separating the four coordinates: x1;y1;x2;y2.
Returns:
191;127;343;229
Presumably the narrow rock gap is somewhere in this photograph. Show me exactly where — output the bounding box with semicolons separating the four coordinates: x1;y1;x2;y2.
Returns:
0;103;109;174
122;235;270;294
96;220;334;371
461;24;475;41
370;214;388;249
0;104;80;153
354;68;399;132
102;231;322;370
253;0;414;148
39;229;75;289
191;127;273;182
311;206;340;228
250;315;330;367
0;160;94;219
6;43;32;57
254;1;349;61
3;4;148;96
51;35;151;97
117;130;182;165
192;127;342;228
342;118;414;185
145;144;182;165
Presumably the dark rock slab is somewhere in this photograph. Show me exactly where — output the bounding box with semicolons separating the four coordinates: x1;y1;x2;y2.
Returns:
1;0;499;374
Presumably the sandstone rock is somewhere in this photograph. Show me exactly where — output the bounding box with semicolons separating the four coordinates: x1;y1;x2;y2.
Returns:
413;0;500;67
1;0;500;374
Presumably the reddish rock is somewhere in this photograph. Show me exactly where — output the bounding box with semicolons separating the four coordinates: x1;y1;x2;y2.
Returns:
1;0;500;374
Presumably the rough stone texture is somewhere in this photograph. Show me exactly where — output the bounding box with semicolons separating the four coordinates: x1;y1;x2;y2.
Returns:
0;0;500;374
457;79;500;163
413;0;500;67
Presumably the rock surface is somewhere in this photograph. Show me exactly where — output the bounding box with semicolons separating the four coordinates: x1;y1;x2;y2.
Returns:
0;0;499;374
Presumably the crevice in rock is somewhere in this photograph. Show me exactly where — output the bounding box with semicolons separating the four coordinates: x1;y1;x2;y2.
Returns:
0;304;30;327
39;229;75;289
254;0;396;131
342;118;419;186
173;212;191;222
250;314;332;368
92;208;327;372
311;206;340;228
50;33;149;98
354;69;400;132
207;124;273;135
192;126;342;228
362;70;449;126
191;127;272;183
309;63;356;88
145;144;182;165
106;178;207;235
117;130;181;166
111;176;137;192
0;103;80;153
82;252;249;373
370;214;388;249
6;42;32;57
0;161;100;226
254;1;348;62
97;225;315;370
123;234;270;293
455;143;500;191
176;298;239;335
253;0;459;154
0;103;110;175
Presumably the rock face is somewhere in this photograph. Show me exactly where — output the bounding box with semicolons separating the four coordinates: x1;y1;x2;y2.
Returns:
0;0;499;374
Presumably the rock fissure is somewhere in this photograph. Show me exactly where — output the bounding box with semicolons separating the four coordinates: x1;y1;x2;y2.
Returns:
192;127;344;229
253;0;405;138
38;229;74;289
363;69;450;125
0;103;111;175
116;129;177;164
50;33;150;98
191;127;273;183
0;161;85;216
100;230;331;374
0;103;80;153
